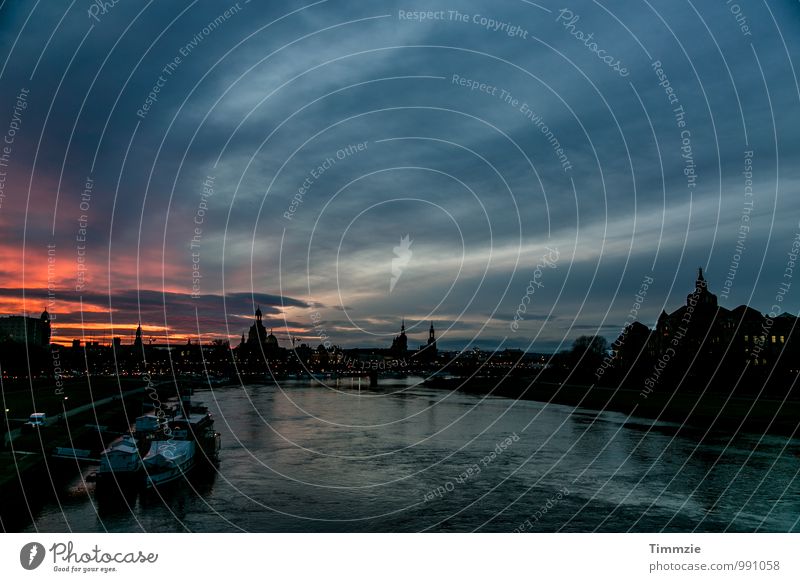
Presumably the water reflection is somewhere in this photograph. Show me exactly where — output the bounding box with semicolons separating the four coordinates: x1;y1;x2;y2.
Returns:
8;379;799;532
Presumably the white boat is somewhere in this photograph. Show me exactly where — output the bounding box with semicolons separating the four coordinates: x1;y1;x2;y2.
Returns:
168;405;220;463
143;440;195;487
97;435;142;478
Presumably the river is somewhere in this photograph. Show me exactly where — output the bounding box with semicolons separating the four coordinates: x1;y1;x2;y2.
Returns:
16;378;800;532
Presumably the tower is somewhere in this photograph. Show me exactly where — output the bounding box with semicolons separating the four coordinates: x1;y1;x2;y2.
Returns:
688;267;717;307
134;323;143;350
248;306;268;345
391;318;408;354
425;320;438;360
39;308;51;346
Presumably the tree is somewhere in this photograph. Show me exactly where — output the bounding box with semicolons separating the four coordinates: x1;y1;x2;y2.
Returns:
569;335;609;379
571;335;609;357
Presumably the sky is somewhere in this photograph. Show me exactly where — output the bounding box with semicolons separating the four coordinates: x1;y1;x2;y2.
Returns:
0;0;798;351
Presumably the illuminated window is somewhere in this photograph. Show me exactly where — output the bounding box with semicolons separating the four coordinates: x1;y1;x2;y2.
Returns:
771;336;777;344
744;335;749;342
780;336;785;343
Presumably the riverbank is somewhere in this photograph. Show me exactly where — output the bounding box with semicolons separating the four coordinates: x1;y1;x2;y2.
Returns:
426;376;800;436
0;378;180;528
11;381;799;533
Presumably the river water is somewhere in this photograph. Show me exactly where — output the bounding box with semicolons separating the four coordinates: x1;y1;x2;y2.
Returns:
17;378;800;532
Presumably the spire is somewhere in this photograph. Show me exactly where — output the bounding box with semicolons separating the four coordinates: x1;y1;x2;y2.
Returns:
401;318;405;333
696;267;706;291
255;305;262;321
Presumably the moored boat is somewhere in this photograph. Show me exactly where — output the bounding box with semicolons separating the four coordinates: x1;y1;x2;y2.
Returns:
96;434;142;481
142;440;195;487
169;396;221;463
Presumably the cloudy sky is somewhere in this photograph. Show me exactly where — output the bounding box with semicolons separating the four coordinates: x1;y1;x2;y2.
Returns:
0;0;798;351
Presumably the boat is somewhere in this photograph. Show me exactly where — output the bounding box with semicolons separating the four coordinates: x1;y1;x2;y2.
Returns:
141;394;220;487
169;396;221;463
95;412;169;485
142;440;195;487
52;447;96;462
96;435;142;480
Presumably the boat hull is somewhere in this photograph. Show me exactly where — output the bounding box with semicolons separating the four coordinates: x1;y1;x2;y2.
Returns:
143;440;196;487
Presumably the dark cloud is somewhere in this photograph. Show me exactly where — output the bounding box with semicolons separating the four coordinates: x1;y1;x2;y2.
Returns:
1;0;798;348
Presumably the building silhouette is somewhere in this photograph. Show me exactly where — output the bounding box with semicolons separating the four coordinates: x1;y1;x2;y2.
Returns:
611;268;800;392
0;309;51;347
390;318;408;356
235;306;285;371
415;321;438;361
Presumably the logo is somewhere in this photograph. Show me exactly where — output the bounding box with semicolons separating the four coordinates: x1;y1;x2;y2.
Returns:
390;234;413;293
20;542;46;570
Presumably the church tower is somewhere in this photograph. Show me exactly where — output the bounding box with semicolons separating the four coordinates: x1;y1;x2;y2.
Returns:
133;322;143;350
248;306;268;345
391;318;408;355
688;267;717;307
425;321;438;359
